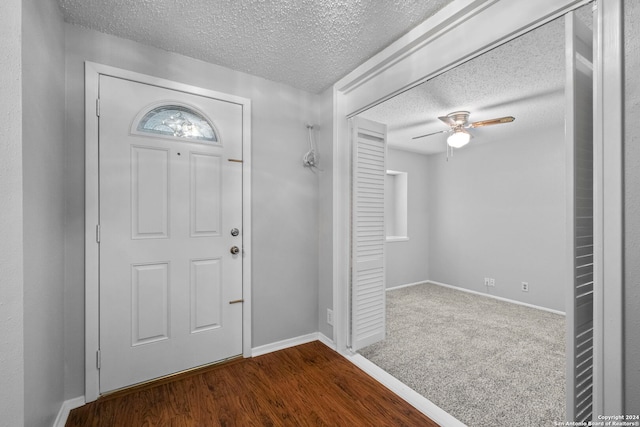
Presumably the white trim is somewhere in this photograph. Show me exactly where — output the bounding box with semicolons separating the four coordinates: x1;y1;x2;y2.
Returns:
84;61;101;403
386;280;430;291
317;332;337;351
251;333;320;357
251;333;336;357
336;0;591;116
425;280;566;316
240;77;253;362
593;0;624;416
84;62;252;402
344;353;467;427
53;396;85;427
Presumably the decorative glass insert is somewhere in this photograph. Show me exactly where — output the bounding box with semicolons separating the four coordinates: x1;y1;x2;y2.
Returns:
136;105;218;142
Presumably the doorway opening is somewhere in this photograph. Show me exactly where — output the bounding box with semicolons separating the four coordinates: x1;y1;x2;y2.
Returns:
336;1;616;426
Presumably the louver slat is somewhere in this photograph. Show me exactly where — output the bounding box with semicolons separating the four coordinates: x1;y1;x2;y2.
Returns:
566;11;594;424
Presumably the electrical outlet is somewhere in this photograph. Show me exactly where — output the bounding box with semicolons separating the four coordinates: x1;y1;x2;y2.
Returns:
484;277;490;286
327;308;334;326
522;282;529;292
489;278;495;287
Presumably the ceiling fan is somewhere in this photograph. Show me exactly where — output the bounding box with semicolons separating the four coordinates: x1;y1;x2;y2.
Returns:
412;111;515;148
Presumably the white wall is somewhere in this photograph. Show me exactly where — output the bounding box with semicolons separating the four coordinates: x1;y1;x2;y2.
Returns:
385;148;430;288
22;0;67;424
316;88;334;339
427;126;566;311
624;0;640;413
63;25;320;398
0;1;24;426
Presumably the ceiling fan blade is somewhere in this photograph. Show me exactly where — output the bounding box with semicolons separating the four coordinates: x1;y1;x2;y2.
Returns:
438;115;455;126
469;116;515;128
412;130;448;140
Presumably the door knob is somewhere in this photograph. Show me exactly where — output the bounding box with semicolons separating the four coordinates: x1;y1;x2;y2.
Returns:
230;246;240;255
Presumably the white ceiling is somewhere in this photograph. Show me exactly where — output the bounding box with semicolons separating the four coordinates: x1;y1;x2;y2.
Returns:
56;0;454;94
359;14;567;155
56;1;596;156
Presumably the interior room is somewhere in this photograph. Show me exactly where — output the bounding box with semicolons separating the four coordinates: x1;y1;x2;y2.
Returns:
1;1;638;426
356;13;570;425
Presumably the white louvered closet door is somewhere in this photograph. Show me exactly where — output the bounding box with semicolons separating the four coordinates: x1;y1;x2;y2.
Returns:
350;117;387;351
565;10;594;423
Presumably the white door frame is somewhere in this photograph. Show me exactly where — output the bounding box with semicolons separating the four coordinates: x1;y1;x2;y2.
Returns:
84;62;252;402
331;0;623;416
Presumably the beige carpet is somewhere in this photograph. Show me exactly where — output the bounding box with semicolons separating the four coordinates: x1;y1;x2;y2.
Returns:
359;282;565;427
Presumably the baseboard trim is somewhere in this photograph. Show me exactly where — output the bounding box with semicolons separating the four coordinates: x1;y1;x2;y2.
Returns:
317;332;337;351
426;280;566;316
251;332;321;357
345;353;467;427
53;396;85;427
386;280;430;291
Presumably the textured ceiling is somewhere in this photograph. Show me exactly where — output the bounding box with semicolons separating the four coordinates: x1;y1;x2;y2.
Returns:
359;14;568;155
56;0;454;94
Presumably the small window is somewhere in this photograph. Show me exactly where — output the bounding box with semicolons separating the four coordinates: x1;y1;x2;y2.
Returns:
135;104;218;142
385;170;408;242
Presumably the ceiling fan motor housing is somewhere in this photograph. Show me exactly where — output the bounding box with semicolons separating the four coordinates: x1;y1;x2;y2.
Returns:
448;111;470;126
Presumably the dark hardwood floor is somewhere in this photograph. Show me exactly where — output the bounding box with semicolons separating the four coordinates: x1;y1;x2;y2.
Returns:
67;341;438;426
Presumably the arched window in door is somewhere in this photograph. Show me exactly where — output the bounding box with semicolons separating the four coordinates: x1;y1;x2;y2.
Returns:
133;104;219;143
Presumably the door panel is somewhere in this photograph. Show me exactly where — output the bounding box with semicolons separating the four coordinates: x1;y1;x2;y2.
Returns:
190;153;222;236
131;262;169;345
190;258;223;332
131;146;169;239
98;75;243;393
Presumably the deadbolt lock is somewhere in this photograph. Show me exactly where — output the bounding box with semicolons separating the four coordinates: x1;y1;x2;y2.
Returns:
230;246;240;255
230;228;240;236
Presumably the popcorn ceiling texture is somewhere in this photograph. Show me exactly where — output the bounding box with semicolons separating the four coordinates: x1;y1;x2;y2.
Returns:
359;15;567;154
57;0;453;93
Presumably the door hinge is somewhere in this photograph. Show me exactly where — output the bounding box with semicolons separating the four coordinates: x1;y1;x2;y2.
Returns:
96;350;101;369
96;98;100;117
96;224;101;243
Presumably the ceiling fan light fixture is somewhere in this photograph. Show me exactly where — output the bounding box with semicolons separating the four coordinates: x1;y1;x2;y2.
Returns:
447;129;471;148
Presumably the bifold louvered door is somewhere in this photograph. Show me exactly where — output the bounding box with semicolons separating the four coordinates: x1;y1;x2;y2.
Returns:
350;117;387;351
565;10;594;423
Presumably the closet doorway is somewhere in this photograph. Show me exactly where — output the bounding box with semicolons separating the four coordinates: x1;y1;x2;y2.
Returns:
331;0;623;424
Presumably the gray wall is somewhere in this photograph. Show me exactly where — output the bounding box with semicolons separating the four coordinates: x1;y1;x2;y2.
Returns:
64;25;320;398
624;0;640;414
316;88;334;339
385;148;430;288
427;126;566;312
0;1;24;425
22;0;67;425
1;1;634;416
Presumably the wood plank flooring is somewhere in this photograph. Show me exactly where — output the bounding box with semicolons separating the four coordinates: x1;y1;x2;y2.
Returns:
67;341;438;426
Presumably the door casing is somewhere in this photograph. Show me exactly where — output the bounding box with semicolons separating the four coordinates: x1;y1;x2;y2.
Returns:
84;62;252;402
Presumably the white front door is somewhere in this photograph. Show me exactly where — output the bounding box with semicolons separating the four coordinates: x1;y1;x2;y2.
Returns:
98;75;243;393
